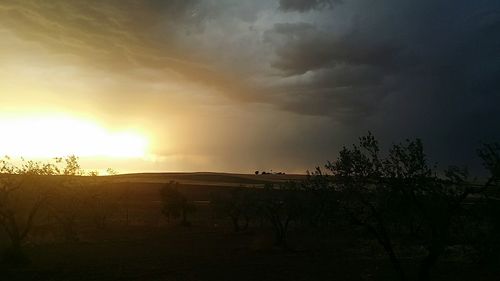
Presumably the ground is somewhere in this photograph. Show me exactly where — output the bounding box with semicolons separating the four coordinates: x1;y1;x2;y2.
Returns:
1;173;498;280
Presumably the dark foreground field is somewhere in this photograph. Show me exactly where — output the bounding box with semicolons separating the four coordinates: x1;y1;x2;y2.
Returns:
1;173;499;281
2;224;497;281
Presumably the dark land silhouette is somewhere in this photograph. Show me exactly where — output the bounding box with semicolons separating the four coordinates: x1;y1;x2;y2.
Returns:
1;135;500;281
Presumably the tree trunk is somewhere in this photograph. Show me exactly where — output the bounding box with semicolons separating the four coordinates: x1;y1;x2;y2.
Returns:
275;229;286;248
418;242;444;281
368;223;406;281
125;207;130;226
62;219;78;242
273;221;287;248
231;216;240;232
181;209;189;226
2;225;28;264
381;241;406;281
242;215;249;231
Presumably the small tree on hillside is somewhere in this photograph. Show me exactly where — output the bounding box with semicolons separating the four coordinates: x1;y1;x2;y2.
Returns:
160;181;195;226
86;181;119;229
211;187;258;232
259;181;305;248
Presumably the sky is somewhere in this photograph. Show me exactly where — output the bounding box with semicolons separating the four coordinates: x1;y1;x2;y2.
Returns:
0;0;499;174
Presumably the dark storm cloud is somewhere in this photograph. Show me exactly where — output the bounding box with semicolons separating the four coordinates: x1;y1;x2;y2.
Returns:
260;0;500;171
266;22;405;75
278;0;340;12
264;1;500;123
263;21;403;119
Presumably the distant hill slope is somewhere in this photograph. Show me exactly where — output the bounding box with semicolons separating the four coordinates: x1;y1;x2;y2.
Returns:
110;172;306;187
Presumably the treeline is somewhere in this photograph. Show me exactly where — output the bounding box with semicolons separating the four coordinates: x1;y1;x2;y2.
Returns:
161;133;500;281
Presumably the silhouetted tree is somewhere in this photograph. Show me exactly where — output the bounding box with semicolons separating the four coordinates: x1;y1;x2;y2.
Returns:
85;174;118;229
301;168;340;229
467;143;500;265
326;133;481;281
160;181;195;226
0;156;59;262
259;181;305;248
48;156;88;242
211;187;258;232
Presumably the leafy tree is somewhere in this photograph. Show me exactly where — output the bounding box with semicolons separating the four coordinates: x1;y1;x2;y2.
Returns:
86;184;118;229
48;156;88;242
302;168;340;229
211;187;258;232
81;172;119;230
160;181;195;226
259;181;305;248
326;133;479;281
326;134;407;280
0;156;60;262
468;143;500;265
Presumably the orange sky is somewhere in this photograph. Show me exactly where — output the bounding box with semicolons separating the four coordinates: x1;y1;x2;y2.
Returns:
0;1;332;173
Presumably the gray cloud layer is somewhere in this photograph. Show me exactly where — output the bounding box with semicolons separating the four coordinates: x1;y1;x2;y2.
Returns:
278;0;340;12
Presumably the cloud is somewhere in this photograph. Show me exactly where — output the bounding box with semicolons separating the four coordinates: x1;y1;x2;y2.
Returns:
260;21;404;119
259;0;500;172
266;22;404;76
262;1;500;123
278;0;341;12
0;0;499;172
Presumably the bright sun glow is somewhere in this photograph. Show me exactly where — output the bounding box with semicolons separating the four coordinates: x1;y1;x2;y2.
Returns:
0;116;149;158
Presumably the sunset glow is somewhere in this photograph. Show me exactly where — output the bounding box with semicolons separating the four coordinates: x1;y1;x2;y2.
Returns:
0;1;497;279
0;116;149;159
